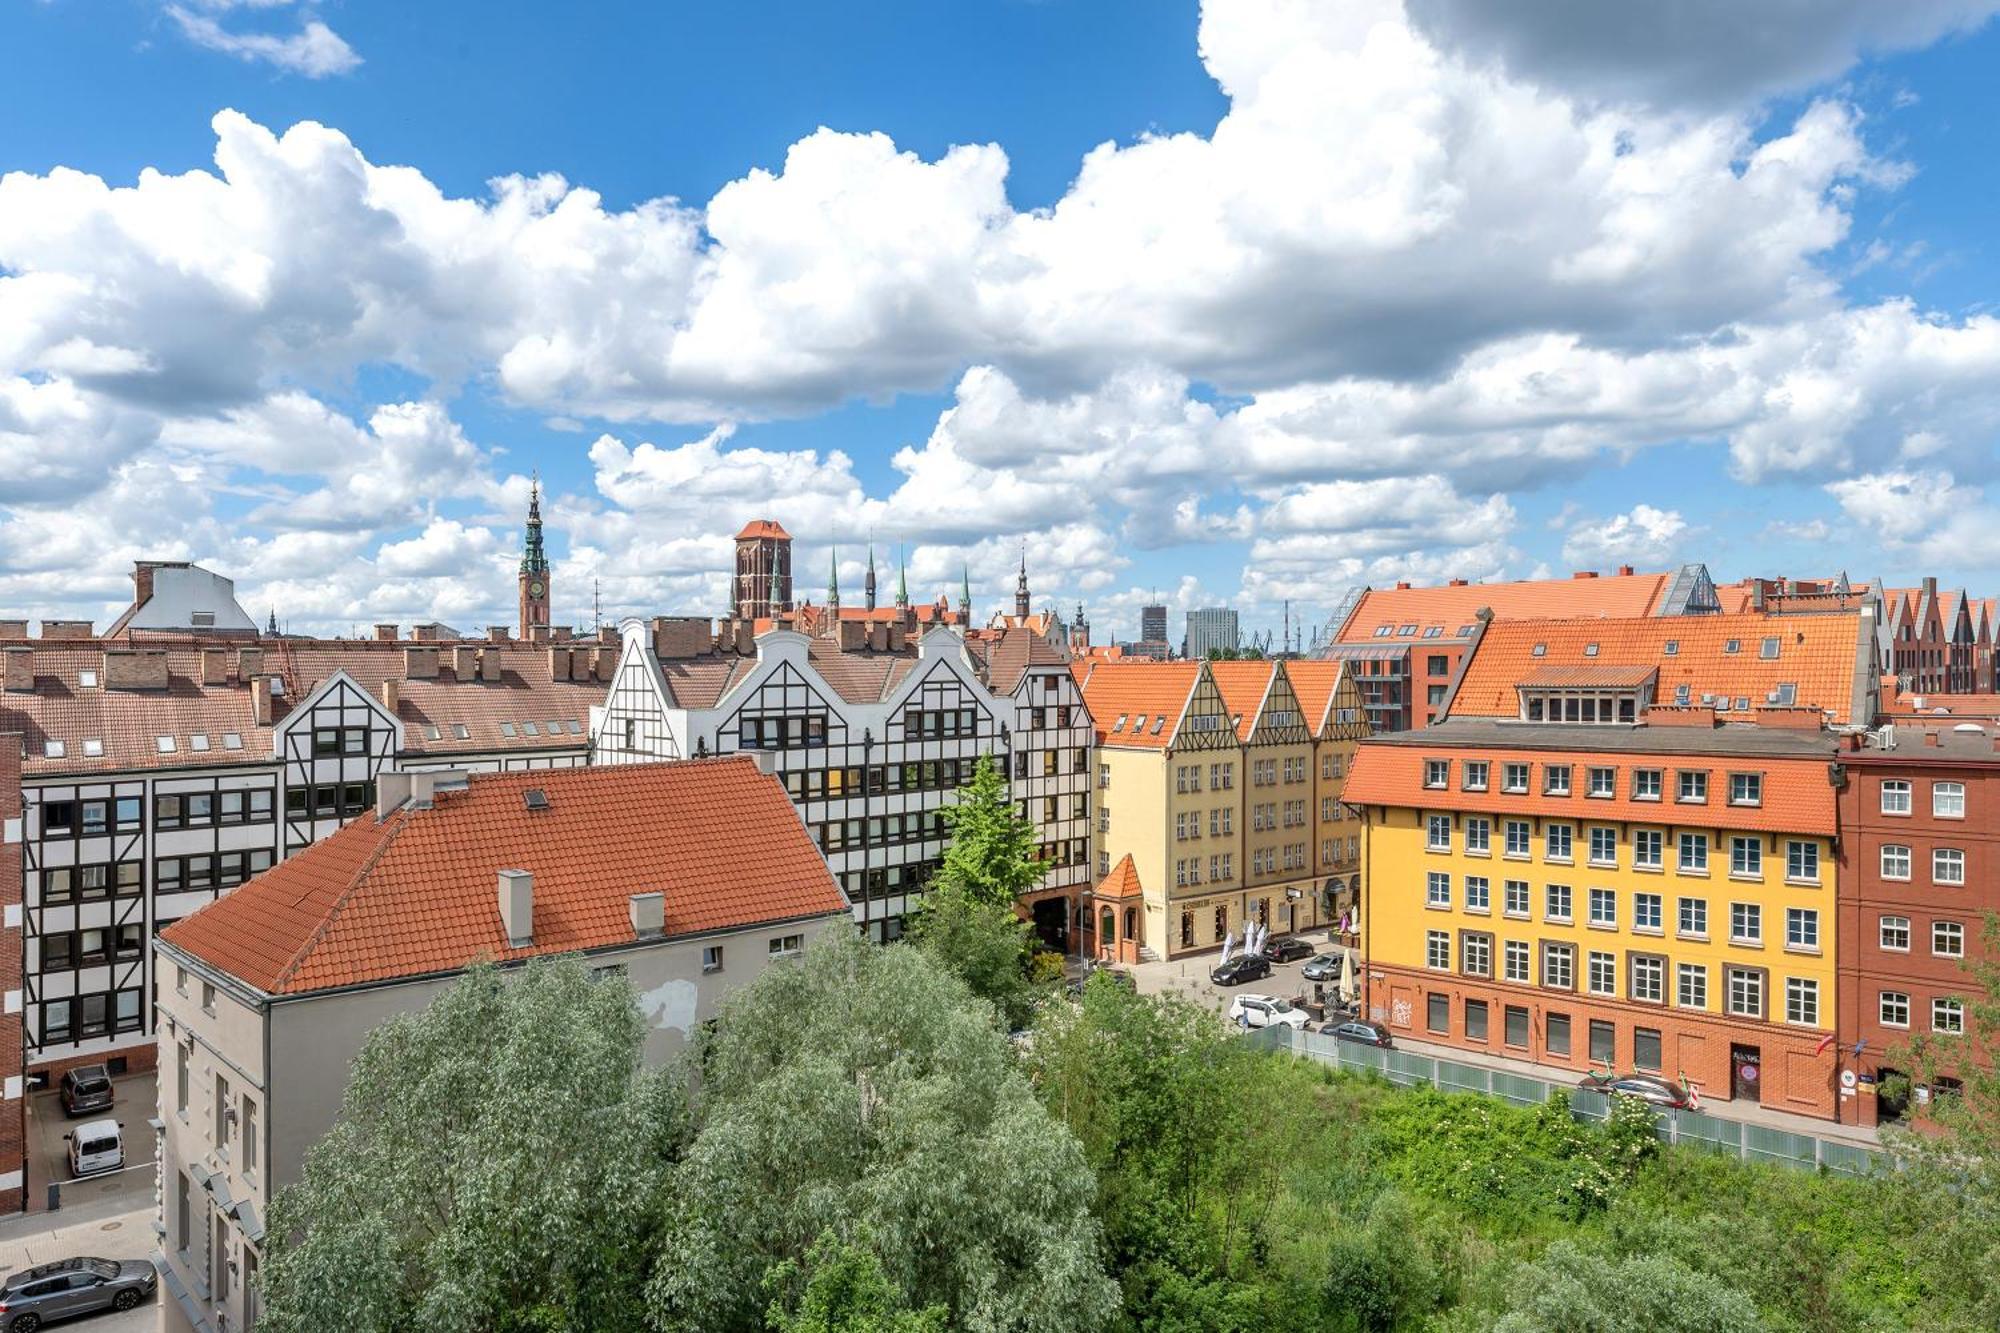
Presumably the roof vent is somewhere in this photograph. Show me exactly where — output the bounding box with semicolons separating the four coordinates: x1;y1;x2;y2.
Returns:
497;869;533;948
524;788;550;811
629;892;665;939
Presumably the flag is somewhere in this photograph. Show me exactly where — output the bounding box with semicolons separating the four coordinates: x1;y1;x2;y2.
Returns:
1815;1032;1837;1057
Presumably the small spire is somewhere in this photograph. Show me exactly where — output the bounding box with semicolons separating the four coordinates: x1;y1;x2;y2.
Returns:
896;544;910;610
827;545;841;612
865;540;878;612
266;606;278;637
519;472;549;576
958;562;971;619
1013;542;1030;619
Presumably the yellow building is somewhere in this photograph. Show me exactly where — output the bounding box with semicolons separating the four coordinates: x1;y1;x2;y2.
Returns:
1289;660;1371;929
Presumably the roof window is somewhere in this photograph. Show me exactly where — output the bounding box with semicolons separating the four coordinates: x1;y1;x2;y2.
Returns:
1373;626;1391;638
78;670;97;688
547;720;562;735
1113;714;1127;732
500;722;518;738
1151;714;1167;734
1422;626;1443;638
1773;683;1797;706
269;678;286;695
452;723;470;740
43;740;64;758
1530;643;1547;657
221;732;243;750
1397;624;1417;636
425;724;442;741
1723;639;1740;655
522;720;540;736
190;733;210;752
1662;640;1678;656
1457;625;1478;637
1759;637;1780;660
155;735;176;754
566;720;583;735
83;738;104;757
1583;643;1599;657
524;788;550;811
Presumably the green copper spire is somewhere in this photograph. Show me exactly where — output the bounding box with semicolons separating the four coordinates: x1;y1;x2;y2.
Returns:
827;545;841;610
959;562;971;618
519;475;549;575
865;541;878;612
896;545;909;609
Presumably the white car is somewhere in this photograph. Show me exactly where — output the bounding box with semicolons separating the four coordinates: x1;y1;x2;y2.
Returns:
1227;994;1309;1030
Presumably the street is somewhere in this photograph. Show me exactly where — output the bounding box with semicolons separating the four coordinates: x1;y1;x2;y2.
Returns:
0;1206;157;1333
25;1070;158;1217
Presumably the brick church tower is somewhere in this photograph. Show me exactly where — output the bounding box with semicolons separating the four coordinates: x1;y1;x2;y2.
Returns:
734;520;794;620
518;478;551;639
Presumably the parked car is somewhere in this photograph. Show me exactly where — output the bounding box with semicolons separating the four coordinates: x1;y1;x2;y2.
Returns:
1260;935;1315;963
1300;953;1341;981
1210;955;1272;987
0;1256;155;1328
1326;1019;1393;1048
57;1066;113;1119
64;1121;123;1179
1227;993;1310;1030
1577;1073;1694;1110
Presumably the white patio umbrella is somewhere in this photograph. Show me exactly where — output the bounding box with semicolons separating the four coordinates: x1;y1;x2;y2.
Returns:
1219;931;1236;964
1337;949;1357;1005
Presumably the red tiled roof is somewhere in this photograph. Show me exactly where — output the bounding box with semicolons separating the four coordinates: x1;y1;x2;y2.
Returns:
159;758;849;995
984;626;1072;695
1079;661;1201;748
735;519;792;541
1093;853;1145;900
1206;660;1277;741
1516;664;1659;689
1337;571;1670;644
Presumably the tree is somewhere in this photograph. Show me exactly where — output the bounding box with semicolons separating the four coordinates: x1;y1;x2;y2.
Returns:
903;877;1044;1031
1488;1242;1767;1333
647;932;1119;1333
931;753;1045;908
763;1232;948;1333
256;959;678;1333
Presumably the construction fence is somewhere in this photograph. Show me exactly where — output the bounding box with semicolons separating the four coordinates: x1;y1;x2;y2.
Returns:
1247;1023;1882;1178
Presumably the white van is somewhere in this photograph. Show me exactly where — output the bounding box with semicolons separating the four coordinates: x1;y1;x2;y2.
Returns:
66;1120;124;1177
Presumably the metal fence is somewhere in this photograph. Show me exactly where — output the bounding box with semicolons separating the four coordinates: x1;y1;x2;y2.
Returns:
1248;1023;1882;1178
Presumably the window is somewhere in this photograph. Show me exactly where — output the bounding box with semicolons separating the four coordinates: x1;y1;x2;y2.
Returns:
1427;814;1452;850
1544;764;1572;796
1634;1027;1663;1071
1633;829;1662;869
1542;943;1574;989
1933;920;1965;958
1545;884;1572;922
1786;841;1819;883
1880;780;1911;815
1933;998;1965;1034
1589;1019;1615;1065
1678;833;1708;873
1504;940;1530;982
1546;824;1572;861
1427;872;1451;908
1464;998;1489;1041
1632;768;1662;801
1502;762;1529;793
1547;1011;1571;1056
1933;848;1966;885
1879;991;1910;1028
1424;759;1450;789
1588;827;1617;866
215;1072;231;1149
701;946;724;974
1425;930;1450;970
1786;907;1819;950
1465;876;1490;912
768;934;805;959
1463;761;1489;791
1503;880;1529;917
1933;781;1966;818
1730;902;1761;945
1427;993;1450;1034
1587;766;1615;798
1464;817;1490;855
1588;887;1616;927
1730;836;1763;878
1726;968;1764;1018
1677;963;1708;1009
1629;954;1664;1003
1880;845;1912;880
1587;951;1617;996
1677;770;1708;803
1461;933;1492;977
1678;897;1708;938
1633;892;1662;932
1729;773;1762;806
1880;915;1910;950
1785;977;1819;1026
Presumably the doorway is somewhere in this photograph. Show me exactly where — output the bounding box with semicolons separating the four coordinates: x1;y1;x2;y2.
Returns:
1031;898;1068;952
1730;1044;1761;1103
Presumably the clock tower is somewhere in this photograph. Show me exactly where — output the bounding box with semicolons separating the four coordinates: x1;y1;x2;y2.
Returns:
518;478;551;640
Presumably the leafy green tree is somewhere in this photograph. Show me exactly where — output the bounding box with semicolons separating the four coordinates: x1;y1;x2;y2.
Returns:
903;877;1044;1030
931;753;1045;908
1489;1242;1767;1332
257;960;677;1333
647;932;1118;1333
763;1232;948;1333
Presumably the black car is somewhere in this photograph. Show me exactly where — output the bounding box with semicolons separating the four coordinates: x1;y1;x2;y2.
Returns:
1326;1019;1393;1048
1261;936;1316;963
57;1066;113;1120
0;1256;155;1329
1210;955;1272;987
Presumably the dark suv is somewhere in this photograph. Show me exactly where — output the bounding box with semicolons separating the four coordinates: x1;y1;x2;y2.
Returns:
57;1067;113;1119
0;1257;155;1329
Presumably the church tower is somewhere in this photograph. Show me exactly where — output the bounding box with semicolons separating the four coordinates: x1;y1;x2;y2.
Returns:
518;477;551;640
865;542;878;613
1014;546;1031;619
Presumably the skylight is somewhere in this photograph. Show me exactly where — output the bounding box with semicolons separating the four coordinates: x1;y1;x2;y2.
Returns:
221;732;243;750
190;733;210;751
453;723;470;739
155;735;176;753
83;738;104;757
43;740;64;758
78;670;97;688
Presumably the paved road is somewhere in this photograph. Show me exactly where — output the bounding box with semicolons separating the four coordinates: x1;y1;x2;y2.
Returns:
25;1070;158;1218
0;1206;157;1333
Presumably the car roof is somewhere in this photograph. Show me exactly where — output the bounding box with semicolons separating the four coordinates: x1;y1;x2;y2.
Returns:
72;1118;120;1137
3;1257;102;1289
1235;993;1277;1004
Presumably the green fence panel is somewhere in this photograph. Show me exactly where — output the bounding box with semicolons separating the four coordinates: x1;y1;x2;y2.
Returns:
1490;1071;1549;1107
1819;1141;1879;1178
1383;1050;1435;1088
1568;1087;1610;1121
1743;1123;1819;1170
1436;1059;1491;1096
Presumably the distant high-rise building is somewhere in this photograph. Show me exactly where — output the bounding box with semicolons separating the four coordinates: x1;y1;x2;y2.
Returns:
1140;603;1168;643
1183;607;1240;659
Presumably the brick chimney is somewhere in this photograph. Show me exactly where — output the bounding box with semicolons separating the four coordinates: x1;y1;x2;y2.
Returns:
2;647;31;693
548;646;574;682
1617;564;1635;576
453;645;479;681
251;677;273;727
404;646;440;679
102;649;169;691
498;869;533;947
837;620;866;651
0;620;27;638
486;625;510;644
200;647;228;686
1924;731;1940;747
591;646;616;682
478;648;501;683
1572;570;1598;579
237;646;264;680
380;678;402;712
628;891;665;939
39;620;93;640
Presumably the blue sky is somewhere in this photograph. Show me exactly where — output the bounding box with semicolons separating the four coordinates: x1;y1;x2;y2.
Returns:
4;1;2000;643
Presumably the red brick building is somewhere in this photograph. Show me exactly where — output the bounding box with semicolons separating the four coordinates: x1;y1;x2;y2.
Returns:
1835;722;2000;1127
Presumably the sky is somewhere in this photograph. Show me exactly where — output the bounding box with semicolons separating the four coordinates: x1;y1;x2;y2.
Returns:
5;1;2000;646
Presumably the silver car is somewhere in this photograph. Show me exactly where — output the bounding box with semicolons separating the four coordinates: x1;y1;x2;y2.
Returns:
0;1257;155;1330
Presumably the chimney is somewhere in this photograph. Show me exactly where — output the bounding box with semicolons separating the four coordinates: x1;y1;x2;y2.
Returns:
529;623;550;646
380;678;402;713
1394;581;1411;591
453;645;480;680
237;646;264;680
869;622;887;652
1923;576;1938;600
598;625;620;645
2;647;31;693
251;677;273;727
404;646;440;679
1447;578;1468;587
1751;582;1766;612
0;620;27;638
837;620;866;651
548;646;573;682
376;771;412;816
411;623;440;643
373;623;398;643
102;648;169;691
885;621;905;653
201;647;228;686
1617;564;1635;576
1924;731;1940;747
733;620;755;654
478;648;501;683
1572;570;1598;579
486;625;510;644
497;869;533;947
628;892;665;939
132;562;156;608
592;646;616;682
39;620;93;640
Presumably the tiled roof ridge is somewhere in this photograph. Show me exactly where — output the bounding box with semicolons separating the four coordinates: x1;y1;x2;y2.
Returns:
268;807;411;993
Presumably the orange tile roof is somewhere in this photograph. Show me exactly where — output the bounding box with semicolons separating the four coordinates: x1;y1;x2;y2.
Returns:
1336;571;1671;644
983;626;1073;695
735;519;792;540
1517;664;1659;689
1886;691;2000;721
159;758;849;995
1205;660;1278;741
1092;853;1145;900
1345;728;1838;835
1450;611;1867;725
1079;661;1201;748
1281;659;1345;733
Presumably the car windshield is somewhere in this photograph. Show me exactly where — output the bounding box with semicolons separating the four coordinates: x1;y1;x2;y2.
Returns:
87;1260;118;1280
73;1076;109;1093
1268;999;1294;1013
77;1135;117;1155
